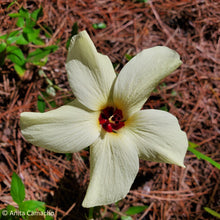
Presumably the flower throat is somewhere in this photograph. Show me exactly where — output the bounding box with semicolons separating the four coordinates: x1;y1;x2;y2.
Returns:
99;107;125;132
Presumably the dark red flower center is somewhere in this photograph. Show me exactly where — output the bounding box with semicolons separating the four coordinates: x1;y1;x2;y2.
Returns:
99;107;125;132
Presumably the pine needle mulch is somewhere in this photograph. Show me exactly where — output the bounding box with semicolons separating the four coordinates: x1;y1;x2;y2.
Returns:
0;0;219;219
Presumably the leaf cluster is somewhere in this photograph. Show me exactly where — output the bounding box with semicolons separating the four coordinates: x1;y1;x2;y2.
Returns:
0;172;53;220
0;6;58;77
88;204;149;220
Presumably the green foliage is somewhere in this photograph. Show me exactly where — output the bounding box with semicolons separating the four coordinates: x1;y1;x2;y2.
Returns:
0;42;7;52
46;86;56;97
121;216;132;220
125;205;148;215
37;69;63;113
188;141;199;149
204;207;220;218
188;142;220;169
27;45;58;65
125;53;133;61
135;0;148;2
7;46;25;66
7;0;18;9
66;22;78;49
160;105;168;111
0;6;57;77
37;90;58;113
88;204;149;219
10;172;25;204
0;172;54;220
37;95;46;113
65;153;73;161
118;205;148;219
92;22;107;29
19;200;45;214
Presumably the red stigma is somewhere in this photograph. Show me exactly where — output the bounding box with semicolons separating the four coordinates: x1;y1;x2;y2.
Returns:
99;107;125;132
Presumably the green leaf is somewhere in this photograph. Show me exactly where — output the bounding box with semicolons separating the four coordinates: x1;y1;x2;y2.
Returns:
188;141;199;149
27;29;40;43
10;172;25;205
6;47;25;66
19;200;45;213
45;215;54;220
70;22;78;36
37;95;46;113
16;17;25;27
31;7;43;21
7;36;19;45
135;0;148;2
19;7;30;19
121;216;133;220
46;86;56;97
125;206;148;215
0;34;8;40
27;46;58;63
44;45;58;52
188;146;220;169
66;22;78;49
92;22;107;29
45;77;53;86
8;30;20;38
31;56;48;66
23;26;34;33
15;34;29;45
0;49;6;66
8;13;20;18
32;37;44;45
49;100;56;108
1;206;19;220
6;45;18;53
6;30;20;44
27;49;49;63
0;42;7;53
204;207;220;218
7;1;18;9
7;46;26;66
14;64;26;77
0;209;5;218
65;153;72;161
26;17;36;28
7;204;17;212
160;105;168;111
125;54;133;61
7;34;22;44
38;69;46;77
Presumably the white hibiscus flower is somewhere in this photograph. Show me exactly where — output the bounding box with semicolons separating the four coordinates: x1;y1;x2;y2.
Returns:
20;30;188;208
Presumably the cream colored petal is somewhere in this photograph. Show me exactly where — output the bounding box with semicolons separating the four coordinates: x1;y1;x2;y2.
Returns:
66;31;116;111
125;110;188;167
113;46;182;118
20;100;100;153
82;132;139;208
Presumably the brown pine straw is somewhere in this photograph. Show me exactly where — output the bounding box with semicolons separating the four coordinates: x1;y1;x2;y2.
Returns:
0;0;219;219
